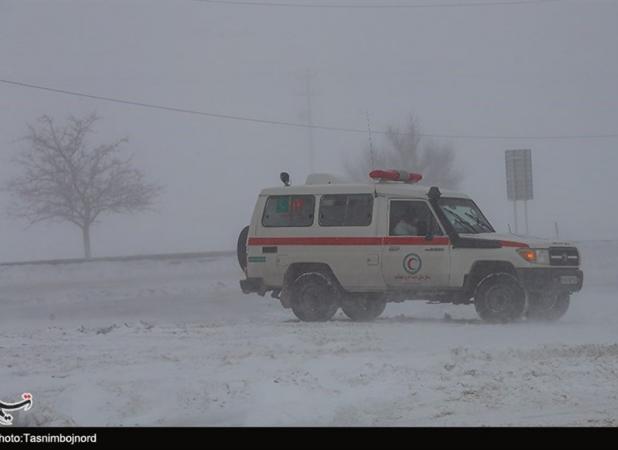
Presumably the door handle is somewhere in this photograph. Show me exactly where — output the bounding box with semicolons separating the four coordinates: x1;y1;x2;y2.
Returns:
388;246;400;252
367;254;379;265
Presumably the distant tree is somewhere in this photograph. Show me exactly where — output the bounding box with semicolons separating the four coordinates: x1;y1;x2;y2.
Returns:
5;113;162;259
345;117;462;189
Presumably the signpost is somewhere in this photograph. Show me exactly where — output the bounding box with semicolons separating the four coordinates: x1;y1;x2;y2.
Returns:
505;149;533;234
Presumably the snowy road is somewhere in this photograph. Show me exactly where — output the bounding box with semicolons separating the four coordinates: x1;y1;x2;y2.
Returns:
1;242;617;426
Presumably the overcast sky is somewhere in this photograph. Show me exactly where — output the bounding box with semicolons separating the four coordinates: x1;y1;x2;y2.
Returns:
1;0;617;261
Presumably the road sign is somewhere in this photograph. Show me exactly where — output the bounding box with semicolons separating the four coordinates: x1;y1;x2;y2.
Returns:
505;149;533;201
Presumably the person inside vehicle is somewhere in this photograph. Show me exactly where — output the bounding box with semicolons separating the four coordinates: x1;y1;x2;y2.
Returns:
392;208;421;236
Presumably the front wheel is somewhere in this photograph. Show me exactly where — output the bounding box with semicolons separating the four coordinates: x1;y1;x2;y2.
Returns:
289;272;340;322
527;292;570;321
341;294;386;321
474;273;526;323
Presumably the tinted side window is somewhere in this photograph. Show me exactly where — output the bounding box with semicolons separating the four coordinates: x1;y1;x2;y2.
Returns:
262;195;315;227
319;194;373;227
389;201;443;236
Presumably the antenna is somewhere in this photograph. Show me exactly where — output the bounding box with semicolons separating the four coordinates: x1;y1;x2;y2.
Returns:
366;111;376;170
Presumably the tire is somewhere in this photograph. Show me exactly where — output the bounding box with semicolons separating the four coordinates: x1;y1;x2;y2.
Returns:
341;294;386;322
527;291;570;321
289;272;340;322
474;273;526;323
237;226;249;273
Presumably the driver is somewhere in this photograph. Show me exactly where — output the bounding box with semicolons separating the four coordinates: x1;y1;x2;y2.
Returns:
392;208;420;236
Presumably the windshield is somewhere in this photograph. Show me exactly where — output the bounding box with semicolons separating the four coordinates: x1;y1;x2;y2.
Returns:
437;198;495;234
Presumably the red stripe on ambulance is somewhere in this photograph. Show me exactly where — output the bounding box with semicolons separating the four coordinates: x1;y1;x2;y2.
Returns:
248;237;382;246
248;237;450;246
249;237;525;248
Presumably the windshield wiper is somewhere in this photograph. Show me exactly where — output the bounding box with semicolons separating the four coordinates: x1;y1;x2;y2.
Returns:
464;211;492;232
443;208;477;234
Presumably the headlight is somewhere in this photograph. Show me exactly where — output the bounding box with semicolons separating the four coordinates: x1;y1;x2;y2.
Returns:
517;248;537;263
517;248;550;264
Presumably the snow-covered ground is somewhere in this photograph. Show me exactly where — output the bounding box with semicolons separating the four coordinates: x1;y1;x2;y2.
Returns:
1;242;617;426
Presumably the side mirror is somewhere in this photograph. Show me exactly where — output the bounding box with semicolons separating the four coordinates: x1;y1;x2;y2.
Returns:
424;232;434;241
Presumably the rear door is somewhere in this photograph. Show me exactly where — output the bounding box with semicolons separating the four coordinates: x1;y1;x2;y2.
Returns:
381;199;451;288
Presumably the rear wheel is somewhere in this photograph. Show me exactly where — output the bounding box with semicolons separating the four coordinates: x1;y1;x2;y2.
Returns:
474;273;526;323
527;291;570;321
341;294;386;321
289;272;339;322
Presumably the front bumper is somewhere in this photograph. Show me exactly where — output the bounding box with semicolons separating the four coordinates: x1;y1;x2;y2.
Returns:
516;268;583;293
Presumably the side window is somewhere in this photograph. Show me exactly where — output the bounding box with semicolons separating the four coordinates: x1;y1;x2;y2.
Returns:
262;195;315;227
389;201;443;236
319;194;373;227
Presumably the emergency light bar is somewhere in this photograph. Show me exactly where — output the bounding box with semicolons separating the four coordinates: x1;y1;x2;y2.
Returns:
369;169;423;184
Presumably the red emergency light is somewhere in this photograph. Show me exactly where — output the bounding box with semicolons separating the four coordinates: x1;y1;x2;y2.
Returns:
369;169;423;184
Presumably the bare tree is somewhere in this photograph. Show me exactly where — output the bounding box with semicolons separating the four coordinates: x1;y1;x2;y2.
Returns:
345;117;463;189
5;113;162;259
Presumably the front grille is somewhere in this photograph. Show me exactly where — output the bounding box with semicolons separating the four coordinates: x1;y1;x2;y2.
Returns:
549;247;580;266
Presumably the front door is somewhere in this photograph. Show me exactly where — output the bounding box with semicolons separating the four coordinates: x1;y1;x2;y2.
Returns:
381;199;451;288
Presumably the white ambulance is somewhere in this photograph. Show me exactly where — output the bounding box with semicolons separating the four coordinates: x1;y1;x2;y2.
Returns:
237;170;583;323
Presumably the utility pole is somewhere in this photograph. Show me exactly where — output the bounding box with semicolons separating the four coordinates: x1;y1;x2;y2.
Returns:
301;69;317;173
523;199;529;235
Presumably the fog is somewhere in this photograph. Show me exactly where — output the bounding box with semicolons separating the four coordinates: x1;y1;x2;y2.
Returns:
2;1;618;428
1;0;618;261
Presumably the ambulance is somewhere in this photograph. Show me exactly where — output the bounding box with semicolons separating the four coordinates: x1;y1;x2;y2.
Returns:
237;170;583;322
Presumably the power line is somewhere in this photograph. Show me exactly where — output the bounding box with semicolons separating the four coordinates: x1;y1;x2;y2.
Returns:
2;78;618;141
0;78;364;133
194;0;564;9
